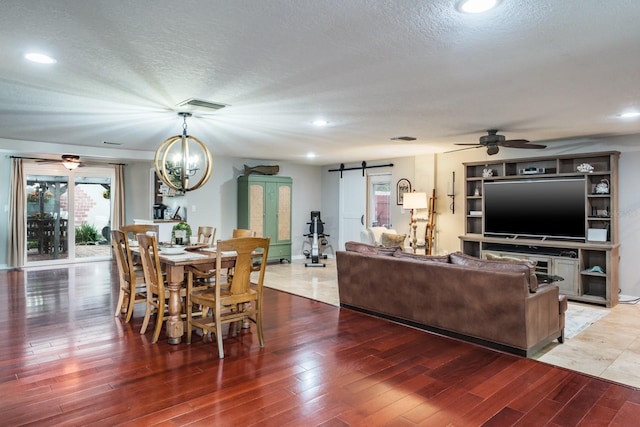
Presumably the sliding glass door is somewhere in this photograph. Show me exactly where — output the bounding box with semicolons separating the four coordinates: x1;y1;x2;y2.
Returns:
24;163;115;265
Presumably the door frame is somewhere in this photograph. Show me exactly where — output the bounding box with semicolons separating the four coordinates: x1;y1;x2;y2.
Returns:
23;162;115;266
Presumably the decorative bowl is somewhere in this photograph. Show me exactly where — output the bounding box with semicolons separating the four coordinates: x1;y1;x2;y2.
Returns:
161;246;185;255
577;163;594;173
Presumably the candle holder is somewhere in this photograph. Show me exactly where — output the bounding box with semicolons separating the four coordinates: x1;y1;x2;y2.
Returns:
447;171;455;213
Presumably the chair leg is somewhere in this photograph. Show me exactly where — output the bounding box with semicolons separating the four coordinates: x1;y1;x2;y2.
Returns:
114;290;125;317
186;274;193;344
215;311;224;359
124;291;136;323
151;303;164;343
256;303;264;348
140;302;152;334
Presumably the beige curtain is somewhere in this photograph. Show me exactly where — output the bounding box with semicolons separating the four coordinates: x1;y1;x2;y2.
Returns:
8;158;25;267
112;164;125;231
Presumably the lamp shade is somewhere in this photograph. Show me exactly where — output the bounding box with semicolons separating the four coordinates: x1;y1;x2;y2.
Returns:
403;192;428;210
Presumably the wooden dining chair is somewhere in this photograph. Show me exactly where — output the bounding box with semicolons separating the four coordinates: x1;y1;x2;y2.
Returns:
186;237;270;358
136;233;168;343
232;228;256;238
196;226;216;246
111;229;146;323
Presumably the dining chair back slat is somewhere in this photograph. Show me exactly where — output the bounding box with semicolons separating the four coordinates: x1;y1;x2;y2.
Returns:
232;228;256;238
197;226;216;246
120;224;158;241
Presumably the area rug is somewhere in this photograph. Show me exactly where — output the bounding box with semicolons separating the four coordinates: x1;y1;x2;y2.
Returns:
564;303;610;340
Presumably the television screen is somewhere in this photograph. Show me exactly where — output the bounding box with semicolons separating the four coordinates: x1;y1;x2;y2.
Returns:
484;178;586;239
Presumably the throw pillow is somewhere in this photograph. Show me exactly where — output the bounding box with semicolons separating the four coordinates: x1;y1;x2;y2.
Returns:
450;252;538;292
485;252;538;267
344;241;378;255
380;233;406;251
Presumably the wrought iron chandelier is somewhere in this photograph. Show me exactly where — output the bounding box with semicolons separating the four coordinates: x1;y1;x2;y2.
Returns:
154;112;213;192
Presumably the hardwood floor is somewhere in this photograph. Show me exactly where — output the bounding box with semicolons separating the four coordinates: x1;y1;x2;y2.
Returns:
1;262;639;426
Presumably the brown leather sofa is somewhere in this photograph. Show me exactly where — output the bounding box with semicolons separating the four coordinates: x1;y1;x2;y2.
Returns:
336;242;567;357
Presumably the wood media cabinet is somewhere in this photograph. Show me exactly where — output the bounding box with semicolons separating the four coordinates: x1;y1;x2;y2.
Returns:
460;151;619;307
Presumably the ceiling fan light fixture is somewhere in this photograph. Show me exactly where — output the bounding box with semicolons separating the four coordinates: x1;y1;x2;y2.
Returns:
458;0;498;13
61;155;80;170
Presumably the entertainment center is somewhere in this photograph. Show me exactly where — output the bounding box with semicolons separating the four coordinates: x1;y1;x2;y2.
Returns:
460;151;619;307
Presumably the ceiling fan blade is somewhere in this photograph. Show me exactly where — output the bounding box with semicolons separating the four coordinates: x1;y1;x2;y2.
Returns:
454;143;483;146
502;141;547;149
445;145;484;154
502;139;530;145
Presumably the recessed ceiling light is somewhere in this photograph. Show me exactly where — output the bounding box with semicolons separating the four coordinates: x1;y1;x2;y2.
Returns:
24;52;57;64
312;119;328;127
306;152;317;159
618;111;640;119
458;0;498;13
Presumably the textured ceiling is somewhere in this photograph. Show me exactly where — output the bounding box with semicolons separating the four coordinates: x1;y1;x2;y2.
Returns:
1;0;639;164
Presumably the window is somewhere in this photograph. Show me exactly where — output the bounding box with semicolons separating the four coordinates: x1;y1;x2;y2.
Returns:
368;174;391;228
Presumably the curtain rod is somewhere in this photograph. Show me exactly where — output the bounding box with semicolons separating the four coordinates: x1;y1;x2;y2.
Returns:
8;155;126;166
328;161;394;178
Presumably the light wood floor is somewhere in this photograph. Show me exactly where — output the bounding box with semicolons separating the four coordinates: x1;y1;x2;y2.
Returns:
266;257;640;389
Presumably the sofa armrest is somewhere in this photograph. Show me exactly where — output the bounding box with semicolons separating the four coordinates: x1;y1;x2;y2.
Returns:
525;283;564;349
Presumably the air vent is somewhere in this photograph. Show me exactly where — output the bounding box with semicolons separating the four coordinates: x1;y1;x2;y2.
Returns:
177;98;228;111
103;141;122;146
391;136;417;141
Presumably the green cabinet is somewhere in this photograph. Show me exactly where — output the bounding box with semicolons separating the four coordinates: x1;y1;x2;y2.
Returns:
237;175;292;262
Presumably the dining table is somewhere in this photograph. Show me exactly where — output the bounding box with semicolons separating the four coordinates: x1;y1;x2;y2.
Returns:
132;244;237;344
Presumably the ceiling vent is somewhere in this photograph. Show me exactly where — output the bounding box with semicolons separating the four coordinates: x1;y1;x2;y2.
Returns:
391;136;417;141
177;98;228;111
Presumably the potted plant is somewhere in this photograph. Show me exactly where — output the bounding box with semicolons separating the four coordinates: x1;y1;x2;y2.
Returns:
171;222;191;245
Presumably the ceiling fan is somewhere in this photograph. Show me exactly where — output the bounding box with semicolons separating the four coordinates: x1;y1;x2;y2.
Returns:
37;154;85;170
454;129;547;155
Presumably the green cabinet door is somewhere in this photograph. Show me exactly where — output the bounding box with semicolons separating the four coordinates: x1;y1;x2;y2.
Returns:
238;175;292;262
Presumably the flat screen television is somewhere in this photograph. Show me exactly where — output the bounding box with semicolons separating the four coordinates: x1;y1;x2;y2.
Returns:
483;178;586;240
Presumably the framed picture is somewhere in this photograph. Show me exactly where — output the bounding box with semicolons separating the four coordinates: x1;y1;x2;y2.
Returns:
396;178;411;205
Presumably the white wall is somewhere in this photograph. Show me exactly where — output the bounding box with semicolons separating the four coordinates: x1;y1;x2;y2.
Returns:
123;156;322;259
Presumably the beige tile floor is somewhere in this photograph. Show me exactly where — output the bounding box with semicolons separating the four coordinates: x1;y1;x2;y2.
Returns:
265;257;640;389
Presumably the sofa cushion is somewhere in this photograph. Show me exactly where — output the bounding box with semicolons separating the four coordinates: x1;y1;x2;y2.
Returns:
381;232;406;251
393;249;450;263
345;241;398;256
450;252;538;292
